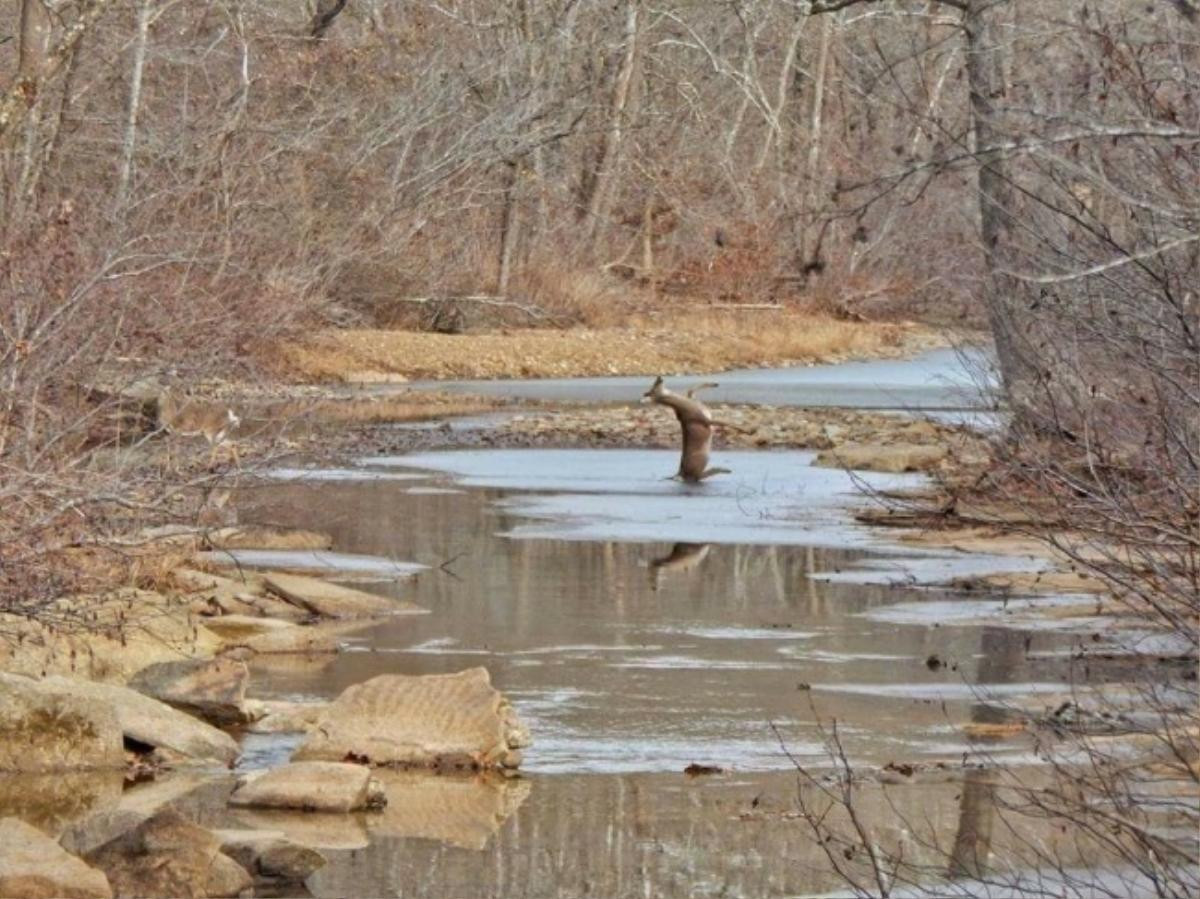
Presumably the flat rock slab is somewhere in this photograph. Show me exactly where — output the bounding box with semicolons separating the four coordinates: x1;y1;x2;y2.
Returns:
128;659;249;725
41;676;239;767
0;817;113;899
196;549;426;580
292;668;531;770
229;762;386;813
85;809;251;899
0;674;125;773
813;441;948;473
172;569;308;621
263;572;426;619
203;615;367;654
244;625;338;655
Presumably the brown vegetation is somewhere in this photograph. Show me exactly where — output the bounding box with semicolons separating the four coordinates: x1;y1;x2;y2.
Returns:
280;312;934;381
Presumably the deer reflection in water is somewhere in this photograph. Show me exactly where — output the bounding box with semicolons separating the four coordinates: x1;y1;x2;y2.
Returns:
646;542;711;592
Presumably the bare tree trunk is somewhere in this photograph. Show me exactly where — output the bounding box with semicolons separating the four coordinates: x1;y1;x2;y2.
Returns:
496;161;520;295
0;0;116;141
963;0;1037;410
19;41;79;210
640;194;655;291
114;0;153;224
583;0;640;246
12;0;53;212
520;0;548;254
798;14;832;267
17;0;53;82
754;15;806;173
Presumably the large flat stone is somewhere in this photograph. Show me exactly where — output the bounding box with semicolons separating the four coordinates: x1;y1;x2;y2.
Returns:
292;668;531;770
262;572;425;618
0;674;124;772
127;659;249;726
0;817;112;899
41;677;239;767
229;762;385;813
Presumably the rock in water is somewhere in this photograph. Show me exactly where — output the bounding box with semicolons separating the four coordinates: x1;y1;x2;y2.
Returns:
262;571;425;618
0;674;125;772
128;659;249;726
0;817;113;899
228;762;386;812
212;829;326;888
85;810;252;899
40;677;239;767
292;668;531;770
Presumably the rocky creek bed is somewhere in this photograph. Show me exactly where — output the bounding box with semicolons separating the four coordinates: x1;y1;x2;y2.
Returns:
1;353;1184;898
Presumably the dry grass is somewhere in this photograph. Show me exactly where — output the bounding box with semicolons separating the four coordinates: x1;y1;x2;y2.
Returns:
275;311;942;382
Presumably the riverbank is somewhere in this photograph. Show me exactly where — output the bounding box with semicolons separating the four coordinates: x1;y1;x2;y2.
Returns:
274;312;947;382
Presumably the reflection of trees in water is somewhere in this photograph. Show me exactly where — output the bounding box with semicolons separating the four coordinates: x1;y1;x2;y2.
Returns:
949;627;1027;879
245;480;911;620
308;772;983;899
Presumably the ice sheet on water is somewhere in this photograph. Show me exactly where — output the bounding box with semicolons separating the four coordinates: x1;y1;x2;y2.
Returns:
366;448;933;548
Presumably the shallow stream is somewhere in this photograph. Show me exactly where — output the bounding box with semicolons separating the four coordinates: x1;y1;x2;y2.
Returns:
231;436;1098;896
6;350;1113;898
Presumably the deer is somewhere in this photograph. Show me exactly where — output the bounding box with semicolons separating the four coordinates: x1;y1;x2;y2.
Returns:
641;377;746;482
157;388;240;467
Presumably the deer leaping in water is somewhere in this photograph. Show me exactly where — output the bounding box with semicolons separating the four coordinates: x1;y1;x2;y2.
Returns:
642;377;741;482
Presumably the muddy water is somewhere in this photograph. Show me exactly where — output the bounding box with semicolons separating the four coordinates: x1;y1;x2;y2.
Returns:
233;447;1098;897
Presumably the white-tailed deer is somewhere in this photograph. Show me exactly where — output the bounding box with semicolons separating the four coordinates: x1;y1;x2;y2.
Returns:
641;377;744;482
157;388;240;466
